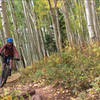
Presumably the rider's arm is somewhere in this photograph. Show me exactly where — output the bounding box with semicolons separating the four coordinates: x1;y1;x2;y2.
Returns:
0;44;6;53
13;46;19;58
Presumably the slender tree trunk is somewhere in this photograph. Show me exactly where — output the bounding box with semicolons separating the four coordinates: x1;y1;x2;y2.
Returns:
81;0;87;25
33;11;44;58
84;0;95;41
48;0;59;52
81;0;88;41
47;14;52;36
23;26;34;64
43;27;50;57
77;1;84;47
0;30;5;45
0;0;11;41
91;0;99;40
20;32;28;66
39;28;47;56
67;1;77;44
54;0;62;52
62;0;73;47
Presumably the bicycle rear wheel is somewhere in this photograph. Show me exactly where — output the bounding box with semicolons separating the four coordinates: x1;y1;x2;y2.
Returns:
0;65;9;87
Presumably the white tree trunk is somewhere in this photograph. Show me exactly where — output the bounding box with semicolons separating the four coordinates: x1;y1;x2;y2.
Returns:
0;30;5;45
84;0;95;40
62;0;73;46
91;0;99;40
0;0;11;41
33;11;44;58
39;28;47;56
54;0;62;51
67;1;78;44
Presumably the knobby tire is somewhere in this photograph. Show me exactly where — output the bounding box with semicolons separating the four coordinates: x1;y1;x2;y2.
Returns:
0;65;9;87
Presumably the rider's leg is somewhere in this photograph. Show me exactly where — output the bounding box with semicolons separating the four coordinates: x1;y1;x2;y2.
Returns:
2;55;7;76
9;59;13;73
8;59;13;76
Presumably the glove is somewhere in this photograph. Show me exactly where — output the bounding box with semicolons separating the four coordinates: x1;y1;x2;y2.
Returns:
16;58;20;61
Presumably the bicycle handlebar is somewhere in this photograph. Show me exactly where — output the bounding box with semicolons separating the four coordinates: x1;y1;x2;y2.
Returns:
0;54;20;61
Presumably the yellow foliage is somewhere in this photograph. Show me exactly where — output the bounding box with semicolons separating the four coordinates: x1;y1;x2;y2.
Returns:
74;2;77;5
43;56;47;62
60;88;63;91
68;47;72;52
96;52;100;57
56;57;60;64
23;66;31;75
57;1;62;8
2;95;12;100
42;68;46;72
34;0;62;17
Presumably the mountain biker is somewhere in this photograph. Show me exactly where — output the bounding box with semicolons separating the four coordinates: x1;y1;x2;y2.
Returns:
0;38;20;76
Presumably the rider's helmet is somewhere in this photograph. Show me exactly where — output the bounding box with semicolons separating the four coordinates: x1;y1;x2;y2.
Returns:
7;38;13;43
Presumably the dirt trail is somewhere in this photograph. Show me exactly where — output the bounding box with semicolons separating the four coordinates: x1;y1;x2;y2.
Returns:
0;73;77;100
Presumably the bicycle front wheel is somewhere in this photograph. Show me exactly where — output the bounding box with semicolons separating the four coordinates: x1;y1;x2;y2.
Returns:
0;65;9;87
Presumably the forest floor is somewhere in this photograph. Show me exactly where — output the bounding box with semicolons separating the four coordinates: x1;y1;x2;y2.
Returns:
0;73;78;100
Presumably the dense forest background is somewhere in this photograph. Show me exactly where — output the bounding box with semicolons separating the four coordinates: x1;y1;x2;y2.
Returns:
0;0;100;99
0;0;100;67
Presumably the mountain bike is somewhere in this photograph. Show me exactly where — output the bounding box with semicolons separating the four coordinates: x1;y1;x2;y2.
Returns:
0;54;19;87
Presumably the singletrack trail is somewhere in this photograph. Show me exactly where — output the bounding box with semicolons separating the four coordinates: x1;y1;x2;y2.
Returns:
0;73;77;100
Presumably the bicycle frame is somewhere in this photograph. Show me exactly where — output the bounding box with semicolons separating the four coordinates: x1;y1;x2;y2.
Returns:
0;54;19;87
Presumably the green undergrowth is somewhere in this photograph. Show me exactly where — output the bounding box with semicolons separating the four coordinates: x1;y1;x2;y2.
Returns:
19;42;100;99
